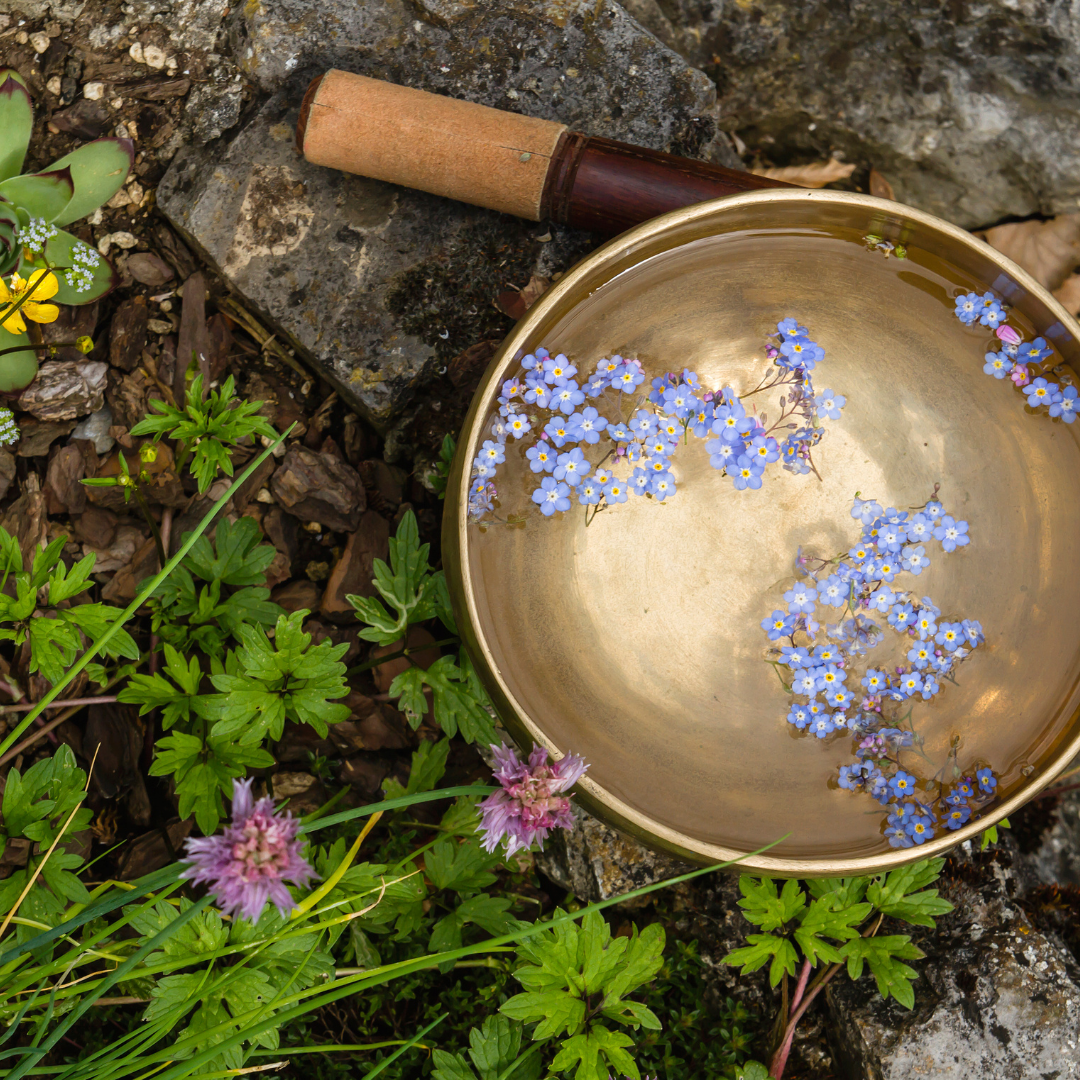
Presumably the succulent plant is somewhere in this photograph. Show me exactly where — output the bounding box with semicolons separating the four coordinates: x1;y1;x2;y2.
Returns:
0;68;133;390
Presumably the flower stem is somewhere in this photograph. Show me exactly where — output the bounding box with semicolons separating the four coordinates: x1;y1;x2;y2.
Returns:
0;341;87;359
346;636;459;678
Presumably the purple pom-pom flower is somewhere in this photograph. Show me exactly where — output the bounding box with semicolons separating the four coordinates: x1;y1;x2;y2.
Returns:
477;743;589;858
182;778;318;922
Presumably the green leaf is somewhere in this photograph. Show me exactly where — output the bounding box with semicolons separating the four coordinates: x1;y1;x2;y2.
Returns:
0;322;37;392
183;517;278;587
735;875;806;932
389;665;427;728
723;933;799;986
0;72;33;182
806;876;869;908
46;138;134;227
550;1027;638;1080
794;895;874;966
866;858;952;928
404;737;450;796
143;972;204;1024
422;654;496;744
735;1063;771;1080
842;935;925;1009
602;919;663;1002
30;228;117;306
0;168;73;224
500;989;585;1040
466;1015;529;1080
424;836;499;893
431;1051;478;1080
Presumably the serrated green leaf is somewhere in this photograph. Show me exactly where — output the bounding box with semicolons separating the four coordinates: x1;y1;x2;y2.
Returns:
389;665;427;728
794;895;873;966
842;935;924;1009
723;933;799;986
467;1015;525;1080
550;1026;638;1080
405;737;450;795
867;858;952;927
424;836;499;893
432;1050;478;1080
499;990;585;1040
736;875;806;932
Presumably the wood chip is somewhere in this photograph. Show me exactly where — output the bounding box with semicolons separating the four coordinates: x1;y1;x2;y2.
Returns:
978;213;1080;291
868;168;896;200
751;159;856;188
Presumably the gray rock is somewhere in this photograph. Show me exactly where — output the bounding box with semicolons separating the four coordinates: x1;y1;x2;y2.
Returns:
158;0;738;428
638;0;1080;229
826;840;1080;1080
535;802;694;906
70;405;115;452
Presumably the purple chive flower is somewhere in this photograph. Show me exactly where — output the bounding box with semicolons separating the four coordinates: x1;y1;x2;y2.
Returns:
182;778;317;923
477;743;589;858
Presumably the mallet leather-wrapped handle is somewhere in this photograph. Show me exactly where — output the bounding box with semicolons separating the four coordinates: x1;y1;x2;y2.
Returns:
297;70;790;234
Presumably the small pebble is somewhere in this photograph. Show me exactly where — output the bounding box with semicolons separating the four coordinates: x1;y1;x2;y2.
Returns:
97;230;138;256
110;97;123;109
15;30;28;44
126;181;144;206
255;488;274;504
83;81;105;101
128;41;144;64
146;319;173;335
30;31;50;53
143;44;166;70
46;75;62;95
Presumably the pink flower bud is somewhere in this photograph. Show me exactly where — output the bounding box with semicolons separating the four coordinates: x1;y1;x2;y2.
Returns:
996;324;1021;345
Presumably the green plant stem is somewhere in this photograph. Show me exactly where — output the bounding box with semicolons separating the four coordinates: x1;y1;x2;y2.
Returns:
0;427;292;762
0;342;87;359
346;636;459;677
130;486;166;569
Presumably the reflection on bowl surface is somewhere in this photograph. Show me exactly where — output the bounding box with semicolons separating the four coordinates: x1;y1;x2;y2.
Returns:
447;192;1080;872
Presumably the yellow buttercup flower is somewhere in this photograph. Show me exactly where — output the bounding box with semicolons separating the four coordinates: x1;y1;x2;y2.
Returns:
0;269;60;334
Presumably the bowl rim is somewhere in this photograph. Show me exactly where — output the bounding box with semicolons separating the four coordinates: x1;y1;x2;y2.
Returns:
443;187;1080;875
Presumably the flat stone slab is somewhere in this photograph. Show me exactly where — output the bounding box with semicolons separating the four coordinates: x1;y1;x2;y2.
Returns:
158;0;738;429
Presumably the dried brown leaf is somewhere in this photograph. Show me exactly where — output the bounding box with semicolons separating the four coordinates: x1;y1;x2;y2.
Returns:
978;214;1080;291
751;160;856;188
869;168;896;200
1054;273;1080;317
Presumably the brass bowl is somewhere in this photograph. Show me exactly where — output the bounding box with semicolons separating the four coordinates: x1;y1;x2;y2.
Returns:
443;189;1080;875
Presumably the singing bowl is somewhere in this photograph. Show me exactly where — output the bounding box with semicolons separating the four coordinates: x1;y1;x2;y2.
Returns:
443;189;1080;875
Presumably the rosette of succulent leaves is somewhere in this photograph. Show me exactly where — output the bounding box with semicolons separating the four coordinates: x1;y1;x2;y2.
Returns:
0;68;132;389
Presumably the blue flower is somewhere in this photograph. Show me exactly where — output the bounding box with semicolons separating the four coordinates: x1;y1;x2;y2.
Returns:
629;409;658;439
897;671;923;696
1023;376;1059;407
944;804;971;829
934;622;963;651
901;544;930;575
888;602;915;632
541;354;576;384
731;455;764;491
919;674;940;699
648;471;677;500
792;669;820;696
810;715;835;738
976;767;997;793
861;668;887;692
611;360;646;393
577;479;602;505
749;434;780;465
657;415;683;442
867;587;897;614
705;438;739;470
473;458;496;480
913;608;938;639
779;336;824;370
777;317;808;338
955;778;976;799
662;383;698;418
977;293;1006;327
907;643;932;669
815;664;847;692
689;402;716;438
889;770;917;797
478;439;506;468
525;443;556;473
1050;384;1079;423
905;814;934;844
554;447;590;486
552;380;585;414
814;389;846;420
923;500;945;521
812;643;840;663
543;417;577;447
781;645;811;667
762;609;795;640
520;349;544;371
643;433;675;458
531;477;571;516
784;581;818;614
787;704;811;729
608;421;633;442
574;406;608;444
851;497;883;526
875;523;905;553
524;378;555;409
961;619;984;646
873;555;900;582
954;292;981;325
933;515;969;551
1018;337;1052;364
983;351;1014;379
603;476;630;503
712;403;752;443
904;514;932;544
583;373;608;397
818;574;848;608
506;413;532;439
629;467;650;496
827;686;854;710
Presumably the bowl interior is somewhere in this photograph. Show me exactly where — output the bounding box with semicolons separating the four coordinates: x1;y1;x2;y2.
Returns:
454;193;1080;869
